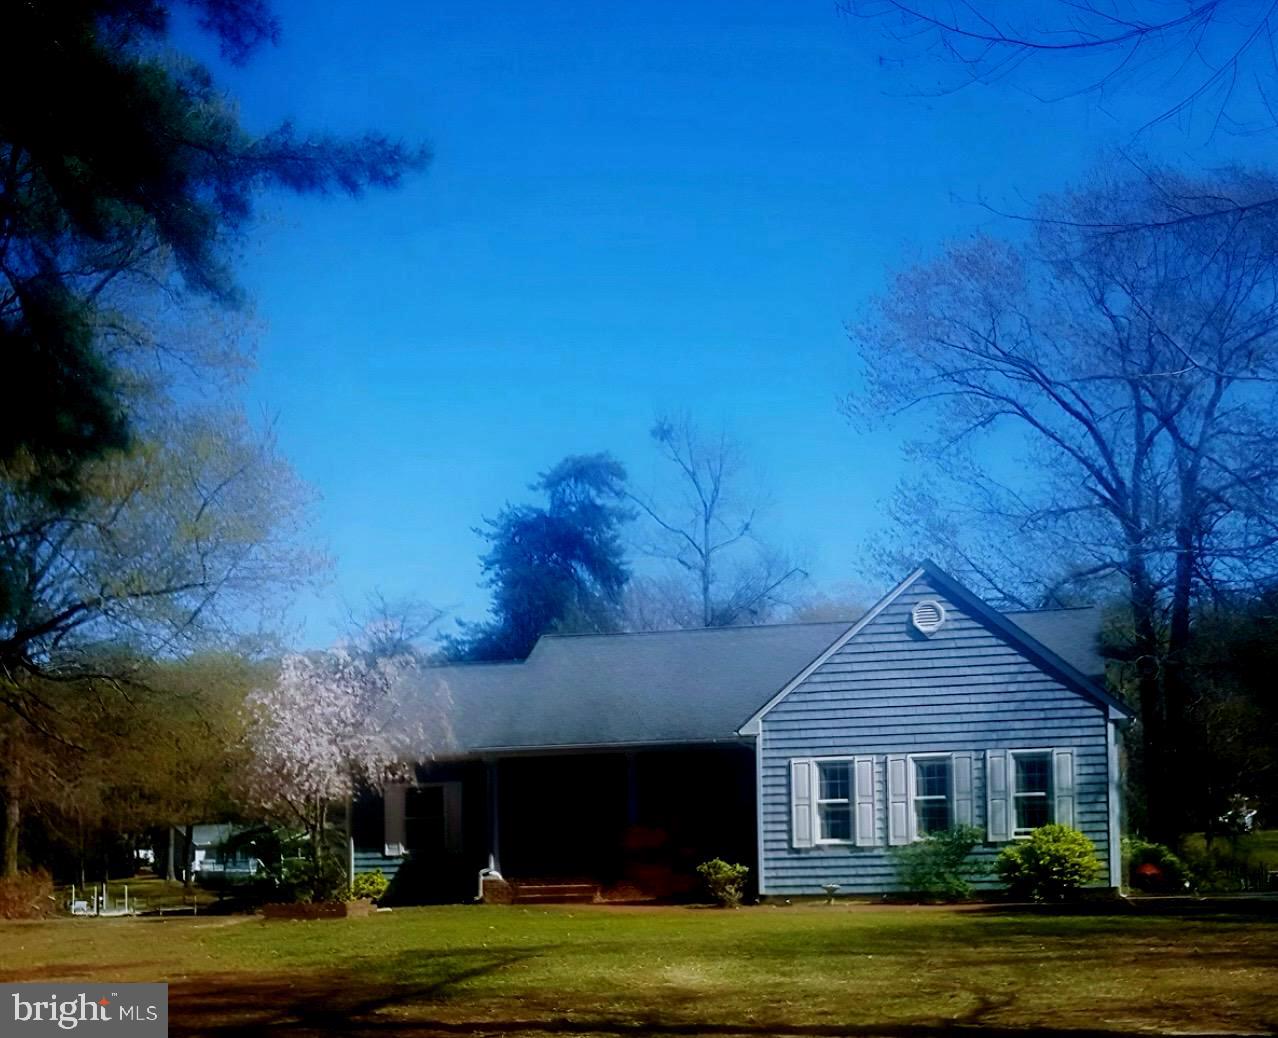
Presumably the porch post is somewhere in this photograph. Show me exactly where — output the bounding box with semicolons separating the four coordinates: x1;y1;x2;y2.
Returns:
345;795;354;891
486;758;502;874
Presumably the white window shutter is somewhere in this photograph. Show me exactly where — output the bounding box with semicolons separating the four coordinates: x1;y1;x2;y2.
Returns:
986;750;1009;842
790;760;814;849
383;782;407;857
854;756;876;847
887;754;909;846
1053;748;1076;828
953;752;974;827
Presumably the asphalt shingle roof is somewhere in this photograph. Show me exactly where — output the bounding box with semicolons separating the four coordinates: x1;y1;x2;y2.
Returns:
404;605;1105;754
422;621;851;753
1004;606;1106;680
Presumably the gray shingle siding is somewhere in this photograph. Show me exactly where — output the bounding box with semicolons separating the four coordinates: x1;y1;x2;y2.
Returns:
353;850;403;881
758;578;1115;895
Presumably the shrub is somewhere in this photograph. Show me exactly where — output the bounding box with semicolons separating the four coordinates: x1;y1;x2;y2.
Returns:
0;870;54;919
257;855;351;903
1124;836;1192;893
696;858;750;907
998;824;1102;901
351;871;389;902
892;825;986;899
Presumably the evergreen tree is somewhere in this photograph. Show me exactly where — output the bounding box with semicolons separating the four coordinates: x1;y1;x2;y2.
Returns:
0;0;426;505
446;454;632;661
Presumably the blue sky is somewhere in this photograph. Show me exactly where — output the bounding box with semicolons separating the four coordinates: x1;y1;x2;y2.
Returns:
178;1;1266;646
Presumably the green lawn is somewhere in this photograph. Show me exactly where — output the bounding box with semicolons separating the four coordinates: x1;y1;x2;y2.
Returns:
2;902;1276;1037
1185;829;1278;870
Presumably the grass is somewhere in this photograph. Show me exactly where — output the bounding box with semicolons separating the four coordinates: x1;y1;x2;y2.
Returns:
1184;829;1278;871
2;902;1276;1036
57;875;219;913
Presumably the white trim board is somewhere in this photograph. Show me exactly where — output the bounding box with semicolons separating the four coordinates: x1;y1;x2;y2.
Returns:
1106;718;1123;890
737;567;925;736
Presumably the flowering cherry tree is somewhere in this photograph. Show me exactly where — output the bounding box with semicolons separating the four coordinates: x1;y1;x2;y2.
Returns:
243;648;451;896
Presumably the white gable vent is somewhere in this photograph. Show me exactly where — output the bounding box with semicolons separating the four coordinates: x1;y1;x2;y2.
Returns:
911;599;947;636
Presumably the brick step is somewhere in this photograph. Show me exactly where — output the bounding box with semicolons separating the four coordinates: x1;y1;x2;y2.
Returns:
511;881;599;905
515;892;597;904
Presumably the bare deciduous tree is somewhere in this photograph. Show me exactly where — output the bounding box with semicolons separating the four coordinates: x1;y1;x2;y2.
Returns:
847;1;1278;138
626;415;807;629
847;2;1278;233
345;591;445;662
850;162;1278;842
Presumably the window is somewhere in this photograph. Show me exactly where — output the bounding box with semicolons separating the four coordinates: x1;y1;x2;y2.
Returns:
404;785;446;854
816;761;853;842
1012;752;1052;836
913;756;952;836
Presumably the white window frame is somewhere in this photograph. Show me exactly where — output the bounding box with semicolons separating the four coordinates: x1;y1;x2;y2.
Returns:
907;753;953;840
814;758;855;845
1009;749;1053;839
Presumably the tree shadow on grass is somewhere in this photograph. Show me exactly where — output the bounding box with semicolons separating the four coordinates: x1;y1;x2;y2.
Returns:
167;956;1277;1038
168;945;548;1038
966;897;1278;921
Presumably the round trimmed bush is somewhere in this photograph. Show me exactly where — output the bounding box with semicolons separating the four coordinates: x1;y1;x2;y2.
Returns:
997;824;1102;901
350;871;390;902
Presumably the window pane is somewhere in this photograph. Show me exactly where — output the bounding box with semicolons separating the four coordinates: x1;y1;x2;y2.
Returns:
1015;795;1050;833
916;798;951;836
915;759;950;798
1015;754;1051;795
819;762;850;801
819;802;852;841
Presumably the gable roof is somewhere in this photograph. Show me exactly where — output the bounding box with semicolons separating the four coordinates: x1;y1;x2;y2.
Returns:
398;562;1122;757
737;561;1128;735
919;561;1127;717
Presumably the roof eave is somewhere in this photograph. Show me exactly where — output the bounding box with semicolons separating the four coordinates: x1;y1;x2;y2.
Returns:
916;559;1132;720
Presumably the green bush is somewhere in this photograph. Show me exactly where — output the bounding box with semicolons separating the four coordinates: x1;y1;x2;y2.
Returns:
0;870;53;919
998;824;1102;901
1124;835;1192;893
258;854;351;903
696;858;750;908
892;825;986;899
351;871;389;902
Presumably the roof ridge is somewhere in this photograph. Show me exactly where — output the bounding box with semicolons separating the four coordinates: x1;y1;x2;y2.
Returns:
424;659;527;670
536;619;857;641
1003;605;1099;615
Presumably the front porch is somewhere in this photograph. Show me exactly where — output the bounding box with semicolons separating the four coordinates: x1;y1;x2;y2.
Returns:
351;744;757;903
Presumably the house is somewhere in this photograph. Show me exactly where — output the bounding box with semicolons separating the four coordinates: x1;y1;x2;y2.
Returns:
355;561;1129;902
189;824;258;877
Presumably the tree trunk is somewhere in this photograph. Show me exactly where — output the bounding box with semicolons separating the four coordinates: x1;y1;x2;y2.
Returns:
1;766;19;878
1127;553;1173;843
165;828;176;882
313;800;328;874
701;515;712;627
1159;519;1198;842
0;721;19;877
